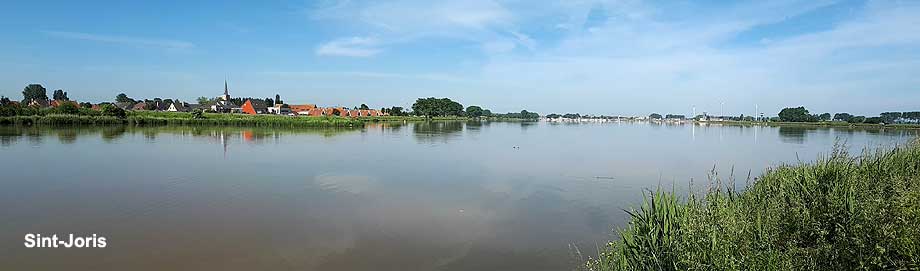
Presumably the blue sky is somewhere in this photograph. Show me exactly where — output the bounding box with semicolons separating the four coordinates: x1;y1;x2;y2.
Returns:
0;0;918;116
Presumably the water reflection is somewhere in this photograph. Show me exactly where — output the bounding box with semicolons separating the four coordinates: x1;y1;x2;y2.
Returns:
413;121;464;143
778;126;808;144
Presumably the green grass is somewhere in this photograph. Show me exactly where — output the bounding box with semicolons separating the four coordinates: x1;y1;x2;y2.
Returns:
585;140;920;270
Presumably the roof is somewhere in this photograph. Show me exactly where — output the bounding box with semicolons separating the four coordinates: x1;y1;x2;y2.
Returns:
50;100;78;107
132;102;148;110
247;100;267;109
289;104;316;112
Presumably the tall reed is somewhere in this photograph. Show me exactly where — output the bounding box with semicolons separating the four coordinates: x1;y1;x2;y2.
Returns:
586;140;920;270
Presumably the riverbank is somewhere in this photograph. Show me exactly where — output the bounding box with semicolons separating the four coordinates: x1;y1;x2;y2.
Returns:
701;119;920;130
585;140;920;270
0;112;363;127
0;111;539;127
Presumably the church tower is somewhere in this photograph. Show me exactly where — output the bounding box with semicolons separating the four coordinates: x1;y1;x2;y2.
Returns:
221;80;231;101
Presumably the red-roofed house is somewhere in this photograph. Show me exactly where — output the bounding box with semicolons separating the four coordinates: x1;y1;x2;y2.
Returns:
241;99;267;115
289;104;317;115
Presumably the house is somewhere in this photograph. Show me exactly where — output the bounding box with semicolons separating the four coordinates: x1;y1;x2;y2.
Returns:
267;104;292;115
307;107;324;116
289;104;317;115
167;102;189;112
132;102;148;110
49;100;79;108
323;107;335;116
347;110;360;118
27;98;49;108
241;99;267;115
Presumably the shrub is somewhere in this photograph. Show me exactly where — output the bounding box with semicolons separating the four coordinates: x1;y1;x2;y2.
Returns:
100;104;127;119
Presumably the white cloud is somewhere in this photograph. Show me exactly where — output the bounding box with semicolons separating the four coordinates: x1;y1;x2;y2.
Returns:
42;31;194;49
316;36;382;57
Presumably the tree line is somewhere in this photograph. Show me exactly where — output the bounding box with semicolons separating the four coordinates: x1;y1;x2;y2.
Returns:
410;97;539;119
778;106;920;124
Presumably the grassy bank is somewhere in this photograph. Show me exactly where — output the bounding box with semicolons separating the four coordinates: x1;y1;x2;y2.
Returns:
704;120;920;130
585;140;920;270
1;111;363;127
0;111;540;127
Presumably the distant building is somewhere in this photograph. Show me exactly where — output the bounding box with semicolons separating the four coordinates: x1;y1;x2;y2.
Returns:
27;98;49;108
267;104;292;115
167;102;189;112
211;80;235;113
289;104;317;115
241;99;267;115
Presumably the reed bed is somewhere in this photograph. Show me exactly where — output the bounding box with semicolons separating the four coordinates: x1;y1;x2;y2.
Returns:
585;140;920;270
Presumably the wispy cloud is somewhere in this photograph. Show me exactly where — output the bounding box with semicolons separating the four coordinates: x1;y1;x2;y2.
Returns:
42;31;194;49
315;36;382;57
308;0;524;55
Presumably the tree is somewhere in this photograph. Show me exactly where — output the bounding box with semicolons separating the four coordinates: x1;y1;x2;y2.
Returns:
880;112;902;123
864;117;883;124
79;102;93;108
818;113;831;121
100;104;127;118
0;96;10;105
546;113;561;118
389;106;405;116
466;106;484;118
833;113;854;122
360;104;370;110
196;96;214;105
275;94;282;105
482;109;492;117
411;97;464;117
57;102;79;114
904;112;920;120
115;93;133;104
848;116;866;124
778;107;816;122
22;84;48;103
649;113;663;119
191;109;205;119
52;89;69;101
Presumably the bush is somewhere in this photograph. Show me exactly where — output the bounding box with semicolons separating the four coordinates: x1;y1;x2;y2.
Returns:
57;102;79;114
100;104;127;119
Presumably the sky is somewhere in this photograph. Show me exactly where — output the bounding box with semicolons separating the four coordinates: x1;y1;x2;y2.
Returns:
0;0;918;116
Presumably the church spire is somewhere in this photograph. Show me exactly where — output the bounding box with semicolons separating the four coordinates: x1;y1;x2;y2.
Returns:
224;80;229;96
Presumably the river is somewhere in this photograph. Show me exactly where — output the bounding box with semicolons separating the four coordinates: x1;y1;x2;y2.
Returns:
0;121;915;270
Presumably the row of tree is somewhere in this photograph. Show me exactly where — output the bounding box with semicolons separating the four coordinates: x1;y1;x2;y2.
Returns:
409;97;538;119
778;106;920;124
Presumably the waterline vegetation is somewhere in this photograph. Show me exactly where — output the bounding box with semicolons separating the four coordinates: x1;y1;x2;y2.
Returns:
584;140;920;270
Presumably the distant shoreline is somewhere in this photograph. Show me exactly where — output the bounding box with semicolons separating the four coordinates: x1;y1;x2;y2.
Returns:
697;119;920;130
0;112;538;127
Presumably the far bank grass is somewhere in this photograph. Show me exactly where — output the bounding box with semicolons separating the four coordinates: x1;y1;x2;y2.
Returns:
584;140;920;270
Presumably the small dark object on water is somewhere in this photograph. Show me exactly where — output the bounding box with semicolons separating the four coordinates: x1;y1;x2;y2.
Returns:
595;176;615;180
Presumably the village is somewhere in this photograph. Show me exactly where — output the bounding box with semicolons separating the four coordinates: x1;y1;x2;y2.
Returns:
146;81;390;117
15;81;390;118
